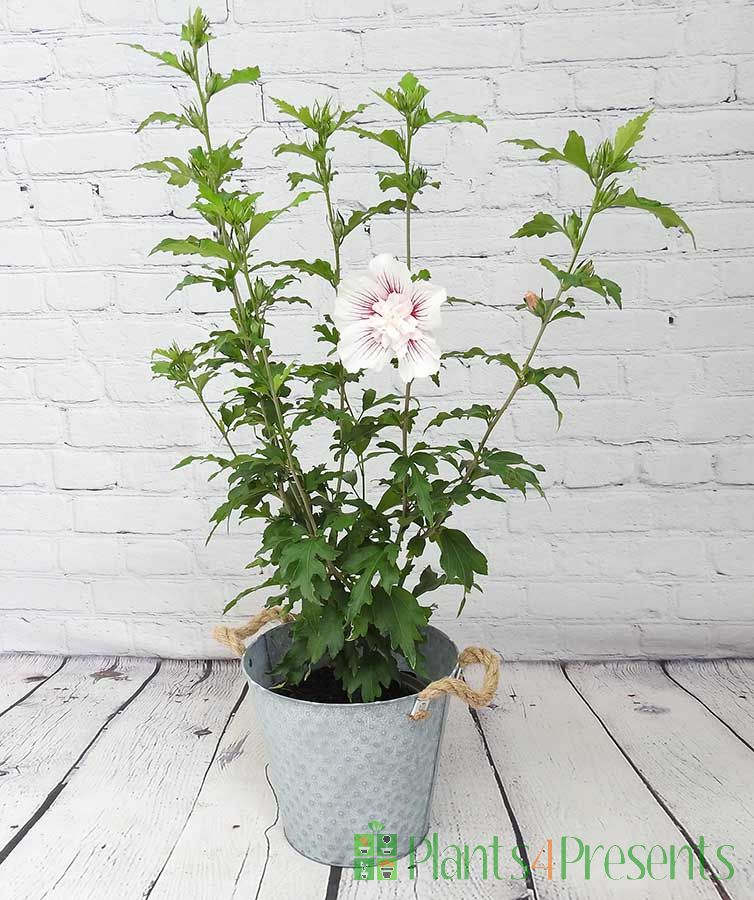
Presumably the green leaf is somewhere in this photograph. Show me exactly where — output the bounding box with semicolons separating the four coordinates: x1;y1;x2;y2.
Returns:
303;601;344;663
349;127;406;160
426;404;495;430
611;188;695;247
434;527;487;592
512;212;563;239
268;257;336;287
247;191;316;240
125;43;186;73
612;109;652;161
341;199;407;237
430;111;487;131
136;111;189;133
414;565;446;598
443;347;520;376
150;236;235;262
371;586;430;669
562;130;591;176
206;66;260;97
540;258;623;308
508;130;592;177
279;535;337;601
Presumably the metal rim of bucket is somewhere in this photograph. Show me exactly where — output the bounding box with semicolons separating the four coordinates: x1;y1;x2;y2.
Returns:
241;622;459;712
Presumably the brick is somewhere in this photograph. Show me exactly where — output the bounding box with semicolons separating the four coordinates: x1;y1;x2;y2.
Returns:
364;26;516;70
21;132;141;176
677;582;754;622
46;272;112;311
0;493;71;531
67;405;208;448
34;180;96;221
720;159;754;203
125;538;192;575
0;318;74;360
157;0;228;21
685;8;754;56
562;447;635;488
3;404;63;444
36;362;104;403
59;534;122;575
710;538;754;577
0;273;45;312
638;536;708;577
0;366;33;400
496;70;572;115
523;14;675;63
53;450;119;490
7;0;80;30
0;181;27;221
81;0;154;24
639;446;713;486
574;65;654;111
237;0;310;21
214;29;361;74
2;534;56;572
527;583;670;622
41;85;109;128
0;449;52;487
0;43;54;81
716;446;754;486
73;495;206;533
0;579;88;612
655;62;735;107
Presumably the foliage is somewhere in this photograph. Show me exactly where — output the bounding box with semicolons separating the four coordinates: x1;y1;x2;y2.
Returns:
132;11;694;701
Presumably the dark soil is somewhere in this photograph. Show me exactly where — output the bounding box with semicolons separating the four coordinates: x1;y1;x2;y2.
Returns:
273;667;426;704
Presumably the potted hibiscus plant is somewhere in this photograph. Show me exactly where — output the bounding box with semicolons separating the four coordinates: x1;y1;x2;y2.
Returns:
133;10;693;866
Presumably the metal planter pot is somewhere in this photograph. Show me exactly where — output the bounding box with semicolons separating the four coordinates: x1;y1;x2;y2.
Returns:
241;623;458;867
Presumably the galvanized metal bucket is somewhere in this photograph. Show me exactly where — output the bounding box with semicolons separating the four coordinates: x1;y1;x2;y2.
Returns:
241;623;458;866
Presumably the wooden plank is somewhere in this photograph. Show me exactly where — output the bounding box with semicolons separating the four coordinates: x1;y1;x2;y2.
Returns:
0;660;242;900
665;659;754;748
569;660;754;897
146;688;332;900
0;655;155;855
338;699;525;900
476;662;720;899
0;653;65;714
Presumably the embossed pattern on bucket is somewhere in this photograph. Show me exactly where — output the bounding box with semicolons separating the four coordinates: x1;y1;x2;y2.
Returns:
242;624;458;866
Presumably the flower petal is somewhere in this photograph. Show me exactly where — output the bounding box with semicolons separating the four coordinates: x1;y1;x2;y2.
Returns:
333;275;383;330
409;283;446;332
397;334;441;382
368;253;412;296
338;323;393;373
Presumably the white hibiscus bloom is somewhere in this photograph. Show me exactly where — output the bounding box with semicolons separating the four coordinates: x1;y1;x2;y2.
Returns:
334;254;446;383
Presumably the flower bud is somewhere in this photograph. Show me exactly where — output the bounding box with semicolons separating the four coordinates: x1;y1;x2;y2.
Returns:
523;291;539;313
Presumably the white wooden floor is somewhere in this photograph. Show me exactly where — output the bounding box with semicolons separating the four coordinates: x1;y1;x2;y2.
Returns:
1;655;752;899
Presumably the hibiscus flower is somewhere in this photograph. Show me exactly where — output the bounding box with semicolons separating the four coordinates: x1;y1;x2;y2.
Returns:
334;254;446;383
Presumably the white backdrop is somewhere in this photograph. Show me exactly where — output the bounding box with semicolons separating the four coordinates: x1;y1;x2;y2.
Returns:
1;0;753;658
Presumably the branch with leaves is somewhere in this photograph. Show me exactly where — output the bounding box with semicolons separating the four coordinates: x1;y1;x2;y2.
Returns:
132;10;694;701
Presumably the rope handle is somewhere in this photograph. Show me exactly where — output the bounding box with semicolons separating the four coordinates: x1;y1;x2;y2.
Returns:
214;611;500;720
408;646;500;721
213;606;293;657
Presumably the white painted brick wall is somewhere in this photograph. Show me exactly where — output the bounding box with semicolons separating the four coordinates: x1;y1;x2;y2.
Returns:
1;0;753;660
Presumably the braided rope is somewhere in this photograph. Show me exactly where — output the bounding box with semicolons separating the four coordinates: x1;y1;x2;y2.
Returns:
214;611;499;720
213;606;294;657
409;646;500;720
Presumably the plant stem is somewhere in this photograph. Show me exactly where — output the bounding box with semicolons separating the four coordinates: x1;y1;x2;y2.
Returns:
192;46;318;535
404;129;413;269
401;382;412;516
